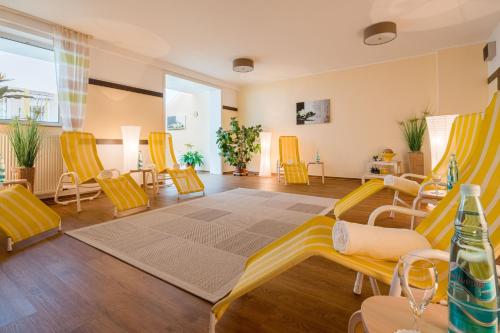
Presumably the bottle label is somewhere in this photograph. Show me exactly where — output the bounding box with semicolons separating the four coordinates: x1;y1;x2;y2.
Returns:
449;263;498;332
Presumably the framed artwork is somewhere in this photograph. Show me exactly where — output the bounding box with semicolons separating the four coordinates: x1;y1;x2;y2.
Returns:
167;115;186;130
296;99;330;125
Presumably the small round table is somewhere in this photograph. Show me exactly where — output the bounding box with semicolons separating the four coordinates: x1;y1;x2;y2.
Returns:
349;296;447;333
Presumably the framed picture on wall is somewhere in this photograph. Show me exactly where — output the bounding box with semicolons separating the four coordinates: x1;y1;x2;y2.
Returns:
167;115;186;130
296;99;330;125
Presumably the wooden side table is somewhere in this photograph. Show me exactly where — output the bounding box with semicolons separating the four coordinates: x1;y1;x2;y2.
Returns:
129;168;158;195
348;296;447;333
0;179;31;192
307;161;325;184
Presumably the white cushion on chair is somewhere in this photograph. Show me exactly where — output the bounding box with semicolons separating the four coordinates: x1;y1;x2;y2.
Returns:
333;220;431;261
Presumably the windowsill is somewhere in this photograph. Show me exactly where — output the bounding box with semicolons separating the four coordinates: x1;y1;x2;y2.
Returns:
0;120;62;128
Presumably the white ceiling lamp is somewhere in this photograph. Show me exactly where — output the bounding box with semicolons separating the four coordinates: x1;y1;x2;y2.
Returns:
364;21;397;45
233;58;254;73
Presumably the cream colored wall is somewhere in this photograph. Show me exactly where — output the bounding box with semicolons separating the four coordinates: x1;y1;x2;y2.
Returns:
240;44;488;178
437;44;489;116
84;85;164;140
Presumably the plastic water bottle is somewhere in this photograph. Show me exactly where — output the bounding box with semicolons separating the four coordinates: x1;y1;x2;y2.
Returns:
137;151;144;169
448;184;499;332
0;154;5;183
315;150;321;163
447;154;459;190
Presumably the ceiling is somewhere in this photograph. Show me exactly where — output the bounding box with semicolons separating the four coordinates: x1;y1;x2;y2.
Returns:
1;0;499;86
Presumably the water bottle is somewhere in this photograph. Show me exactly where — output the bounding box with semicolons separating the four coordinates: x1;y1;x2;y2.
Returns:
448;184;499;332
447;154;459;190
0;154;5;183
316;150;321;163
137;151;144;170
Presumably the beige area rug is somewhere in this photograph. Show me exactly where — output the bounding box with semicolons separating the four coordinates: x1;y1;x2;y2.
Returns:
66;188;336;303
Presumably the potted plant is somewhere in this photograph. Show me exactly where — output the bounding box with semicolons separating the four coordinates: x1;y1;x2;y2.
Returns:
399;109;430;175
216;118;262;176
8;112;41;190
180;144;204;169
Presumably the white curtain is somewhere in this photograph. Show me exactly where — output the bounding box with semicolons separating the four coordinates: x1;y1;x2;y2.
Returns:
53;26;91;131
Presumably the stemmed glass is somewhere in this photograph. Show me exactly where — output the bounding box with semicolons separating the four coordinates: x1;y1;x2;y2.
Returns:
431;172;442;196
397;255;438;333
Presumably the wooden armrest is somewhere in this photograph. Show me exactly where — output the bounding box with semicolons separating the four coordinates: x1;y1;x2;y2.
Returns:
367;205;428;226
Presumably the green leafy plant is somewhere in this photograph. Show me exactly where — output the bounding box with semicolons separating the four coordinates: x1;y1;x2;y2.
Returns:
180;144;204;168
399;109;431;152
216;118;262;173
8;112;42;168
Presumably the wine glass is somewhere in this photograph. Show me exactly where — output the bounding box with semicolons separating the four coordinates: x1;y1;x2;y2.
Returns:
431;172;442;195
397;255;438;333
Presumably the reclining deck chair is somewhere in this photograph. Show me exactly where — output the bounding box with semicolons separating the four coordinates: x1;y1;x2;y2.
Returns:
277;136;309;185
148;131;204;198
0;182;61;251
333;111;483;222
56;131;149;216
209;93;499;331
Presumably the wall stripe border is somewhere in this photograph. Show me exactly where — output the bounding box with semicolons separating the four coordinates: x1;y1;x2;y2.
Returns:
96;139;149;145
89;78;164;97
222;105;238;111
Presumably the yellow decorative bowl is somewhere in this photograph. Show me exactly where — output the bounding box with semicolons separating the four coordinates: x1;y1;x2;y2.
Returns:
381;152;396;162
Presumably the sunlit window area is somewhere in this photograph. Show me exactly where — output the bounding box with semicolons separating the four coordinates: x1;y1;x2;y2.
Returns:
0;37;58;124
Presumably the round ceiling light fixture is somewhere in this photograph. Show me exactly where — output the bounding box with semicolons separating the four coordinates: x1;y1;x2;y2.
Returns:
233;58;254;73
364;21;397;45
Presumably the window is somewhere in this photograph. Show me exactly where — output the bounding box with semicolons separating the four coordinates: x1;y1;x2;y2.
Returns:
0;37;59;125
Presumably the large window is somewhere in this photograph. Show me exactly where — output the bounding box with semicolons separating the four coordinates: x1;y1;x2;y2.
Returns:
0;37;59;125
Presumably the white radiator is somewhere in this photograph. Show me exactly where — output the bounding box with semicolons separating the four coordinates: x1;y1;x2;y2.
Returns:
0;134;63;196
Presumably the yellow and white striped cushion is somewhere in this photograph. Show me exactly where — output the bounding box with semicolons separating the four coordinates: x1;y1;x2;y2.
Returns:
60;131;104;184
0;185;60;243
148;132;178;174
333;179;385;218
96;173;149;212
167;167;205;195
279;136;301;165
283;163;309;184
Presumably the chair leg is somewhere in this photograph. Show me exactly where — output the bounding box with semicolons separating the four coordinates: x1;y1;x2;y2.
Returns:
369;277;380;295
209;312;217;333
75;182;82;213
7;238;13;252
348;310;364;333
389;191;400;218
410;197;421;229
353;272;364;295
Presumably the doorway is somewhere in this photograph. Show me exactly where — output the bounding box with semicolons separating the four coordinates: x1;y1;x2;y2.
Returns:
164;75;222;174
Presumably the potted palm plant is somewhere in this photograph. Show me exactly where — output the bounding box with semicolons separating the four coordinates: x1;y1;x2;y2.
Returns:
216;118;262;176
399;109;430;175
180;144;204;169
8;112;41;190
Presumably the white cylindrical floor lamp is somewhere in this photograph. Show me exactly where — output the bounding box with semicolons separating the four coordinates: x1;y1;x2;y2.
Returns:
426;115;457;169
121;125;141;173
259;132;272;177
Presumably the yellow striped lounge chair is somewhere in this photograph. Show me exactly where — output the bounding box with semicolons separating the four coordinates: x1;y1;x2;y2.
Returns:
0;183;61;251
277;136;309;185
332;110;483;221
148;131;205;198
209;93;500;331
56;131;149;216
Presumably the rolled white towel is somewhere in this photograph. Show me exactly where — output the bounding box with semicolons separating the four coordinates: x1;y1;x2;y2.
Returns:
332;220;431;261
384;175;420;196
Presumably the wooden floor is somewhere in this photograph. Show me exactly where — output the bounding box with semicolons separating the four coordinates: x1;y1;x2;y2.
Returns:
0;174;416;333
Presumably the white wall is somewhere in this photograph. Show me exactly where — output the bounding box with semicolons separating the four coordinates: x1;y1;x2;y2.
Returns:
165;89;211;171
487;23;500;77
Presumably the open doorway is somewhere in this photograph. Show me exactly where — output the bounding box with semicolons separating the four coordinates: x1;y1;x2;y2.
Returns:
164;75;222;174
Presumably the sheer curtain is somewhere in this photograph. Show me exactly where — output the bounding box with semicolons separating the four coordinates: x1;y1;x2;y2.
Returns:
54;26;90;131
